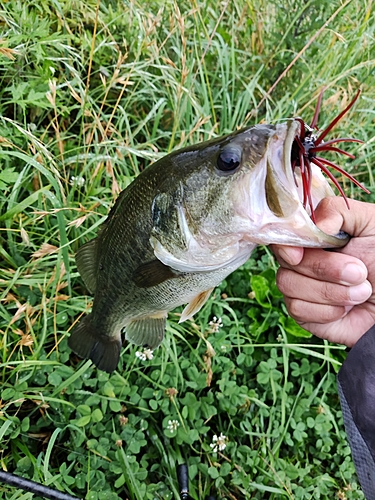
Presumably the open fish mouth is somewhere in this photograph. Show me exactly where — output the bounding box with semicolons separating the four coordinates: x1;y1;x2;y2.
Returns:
289;89;368;222
269;90;369;247
282;119;336;220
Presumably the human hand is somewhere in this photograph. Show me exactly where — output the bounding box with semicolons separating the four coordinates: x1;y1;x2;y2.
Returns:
272;197;375;347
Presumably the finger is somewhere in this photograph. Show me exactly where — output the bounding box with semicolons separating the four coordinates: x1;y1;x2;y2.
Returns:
298;320;363;347
275;249;368;286
272;197;375;267
271;245;304;266
283;296;348;324
314;197;375;238
277;269;372;305
298;304;375;347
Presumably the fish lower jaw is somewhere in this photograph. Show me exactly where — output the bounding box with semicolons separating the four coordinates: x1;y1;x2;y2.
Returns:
237;205;346;248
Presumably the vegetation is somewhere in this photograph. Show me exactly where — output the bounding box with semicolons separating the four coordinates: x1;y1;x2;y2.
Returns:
1;0;375;498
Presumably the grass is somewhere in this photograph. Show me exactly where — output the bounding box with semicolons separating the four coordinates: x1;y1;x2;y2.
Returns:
1;0;375;498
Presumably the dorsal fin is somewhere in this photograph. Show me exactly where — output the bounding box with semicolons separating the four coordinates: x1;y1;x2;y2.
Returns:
75;238;99;294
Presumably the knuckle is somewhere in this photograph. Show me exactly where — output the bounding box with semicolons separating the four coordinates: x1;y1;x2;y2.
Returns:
317;196;344;213
311;260;329;279
318;197;335;211
320;282;349;304
310;258;341;282
313;305;346;323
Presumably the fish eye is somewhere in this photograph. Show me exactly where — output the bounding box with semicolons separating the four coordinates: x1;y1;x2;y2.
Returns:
216;146;242;174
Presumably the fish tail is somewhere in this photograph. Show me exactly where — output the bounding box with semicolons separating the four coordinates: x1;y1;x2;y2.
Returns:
68;314;122;373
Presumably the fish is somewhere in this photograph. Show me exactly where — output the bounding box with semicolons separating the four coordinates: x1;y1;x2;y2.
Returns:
67;113;362;373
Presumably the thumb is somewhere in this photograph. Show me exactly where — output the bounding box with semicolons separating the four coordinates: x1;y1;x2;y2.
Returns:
314;197;375;238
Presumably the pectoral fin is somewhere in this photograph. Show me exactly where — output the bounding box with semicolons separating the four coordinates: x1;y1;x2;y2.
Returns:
179;288;214;323
132;259;180;288
125;313;167;349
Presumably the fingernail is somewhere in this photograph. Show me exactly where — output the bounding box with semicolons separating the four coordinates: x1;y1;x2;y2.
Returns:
349;282;372;302
341;263;367;285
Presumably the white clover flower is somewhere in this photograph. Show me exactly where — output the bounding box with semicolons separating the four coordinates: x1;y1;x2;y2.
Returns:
135;351;146;361
167;419;180;432
210;432;227;452
209;316;223;332
135;349;154;361
143;348;153;360
135;348;153;361
70;175;85;187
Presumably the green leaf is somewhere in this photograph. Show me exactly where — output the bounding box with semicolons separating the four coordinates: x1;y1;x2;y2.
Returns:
149;399;158;410
102;382;116;398
0;167;19;184
2;388;15;400
16;456;32;472
280;315;312;338
180;392;198;406
77;405;91;416
128;440;144;454
250;275;271;308
114;474;125;488
63;475;75;486
188;429;199;442
75;415;91;427
91;408;103;422
257;372;270;384
220;462;231;477
208;466;219;479
141;387;154;399
109;400;122;412
21;417;30;433
48;371;62;387
86;395;101;406
237;352;246;365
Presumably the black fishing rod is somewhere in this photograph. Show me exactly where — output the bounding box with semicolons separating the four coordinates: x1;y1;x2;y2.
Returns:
177;463;216;500
0;463;215;499
0;470;80;499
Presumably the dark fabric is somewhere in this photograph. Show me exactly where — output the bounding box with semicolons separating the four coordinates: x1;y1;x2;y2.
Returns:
338;324;375;499
338;379;375;499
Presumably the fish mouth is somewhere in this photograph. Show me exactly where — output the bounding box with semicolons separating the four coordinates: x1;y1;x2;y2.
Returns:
264;120;350;248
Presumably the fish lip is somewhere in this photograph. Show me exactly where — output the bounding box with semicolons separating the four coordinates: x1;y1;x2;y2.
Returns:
281;120;350;247
283;120;300;185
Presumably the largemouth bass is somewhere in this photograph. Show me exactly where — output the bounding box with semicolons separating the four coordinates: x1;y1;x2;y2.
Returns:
69;120;350;372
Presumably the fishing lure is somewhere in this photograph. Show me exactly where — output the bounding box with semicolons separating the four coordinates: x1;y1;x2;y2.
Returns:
291;89;369;222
